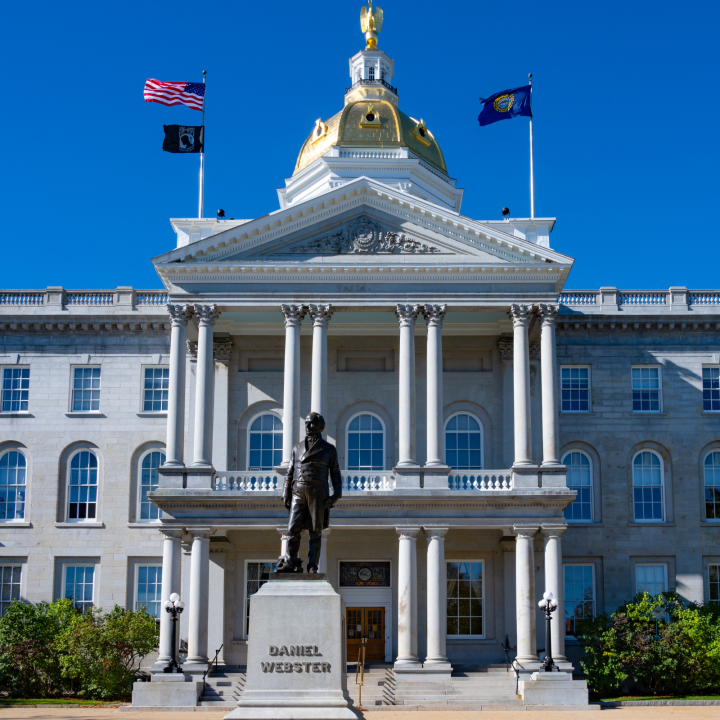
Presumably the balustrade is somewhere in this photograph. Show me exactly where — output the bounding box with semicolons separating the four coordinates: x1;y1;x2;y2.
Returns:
448;473;513;491
0;292;44;305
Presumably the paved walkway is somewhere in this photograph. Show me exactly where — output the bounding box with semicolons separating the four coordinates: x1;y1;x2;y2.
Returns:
2;707;720;720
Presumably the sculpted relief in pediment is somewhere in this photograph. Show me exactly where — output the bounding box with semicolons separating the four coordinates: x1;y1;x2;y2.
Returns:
284;216;440;255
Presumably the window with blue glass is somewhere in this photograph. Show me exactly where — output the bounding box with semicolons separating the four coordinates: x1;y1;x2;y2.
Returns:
248;414;283;470
0;450;26;521
631;367;661;413
246;561;277;636
347;413;384;470
560;367;590;412
136;565;163;618
67;451;98;521
633;451;664;521
445;413;482;469
139;451;165;521
704;451;720;520
446;561;483;637
72;367;101;412
2;368;29;412
563;451;593;522
143;368;169;412
64;565;94;612
563;565;595;636
703;368;720;412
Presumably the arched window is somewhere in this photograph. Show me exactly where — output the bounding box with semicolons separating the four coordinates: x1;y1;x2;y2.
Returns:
139;450;165;522
633;451;664;522
445;413;483;469
347;413;384;470
705;451;720;520
0;450;27;521
562;451;593;522
248;414;283;470
68;451;98;521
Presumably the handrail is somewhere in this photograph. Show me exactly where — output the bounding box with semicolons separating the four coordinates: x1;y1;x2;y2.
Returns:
354;638;367;711
200;644;224;701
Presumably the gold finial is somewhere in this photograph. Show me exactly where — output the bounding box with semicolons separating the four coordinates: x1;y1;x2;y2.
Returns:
360;1;383;50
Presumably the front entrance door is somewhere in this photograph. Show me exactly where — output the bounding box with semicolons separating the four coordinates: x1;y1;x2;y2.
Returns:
347;607;385;662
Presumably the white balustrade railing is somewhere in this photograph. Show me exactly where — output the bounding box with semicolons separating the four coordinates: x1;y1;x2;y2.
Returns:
66;292;114;306
690;292;720;306
558;292;597;306
619;292;667;306
0;292;44;305
136;292;168;306
342;473;395;491
448;472;513;491
213;472;279;491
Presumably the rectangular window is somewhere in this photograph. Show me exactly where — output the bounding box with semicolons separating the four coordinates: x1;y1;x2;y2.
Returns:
246;561;276;637
631;366;661;412
563;564;595;636
136;565;163;618
64;565;94;612
561;367;590;412
710;564;720;604
143;368;169;412
703;368;720;412
2;368;30;413
72;368;101;412
446;561;483;637
635;563;668;597
0;565;21;615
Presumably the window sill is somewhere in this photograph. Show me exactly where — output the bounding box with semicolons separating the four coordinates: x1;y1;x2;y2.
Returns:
559;412;596;416
703;411;720;415
65;412;106;418
136;412;168;418
566;522;604;527
127;522;163;529
54;521;104;528
0;521;32;527
447;638;497;645
0;412;34;418
628;522;675;527
629;412;668;417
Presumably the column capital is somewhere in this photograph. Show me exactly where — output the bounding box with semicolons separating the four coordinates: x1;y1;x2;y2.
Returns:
187;340;198;362
396;526;421;539
541;523;567;538
187;526;215;540
281;303;306;328
512;524;539;539
395;303;420;327
167;303;194;327
422;304;446;328
213;338;234;365
160;528;184;540
497;337;513;362
194;304;220;327
308;303;333;328
509;303;533;327
537;303;559;326
424;526;449;539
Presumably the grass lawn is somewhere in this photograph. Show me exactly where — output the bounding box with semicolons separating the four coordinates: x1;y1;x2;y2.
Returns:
0;699;126;706
598;695;720;702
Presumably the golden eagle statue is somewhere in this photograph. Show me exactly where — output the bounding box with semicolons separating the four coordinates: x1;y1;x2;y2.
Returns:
360;1;383;50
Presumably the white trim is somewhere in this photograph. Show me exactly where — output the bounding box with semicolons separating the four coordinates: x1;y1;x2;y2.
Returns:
561;450;594;523
445;559;485;639
137;448;166;523
630;364;663;413
0;447;28;523
345;411;386;471
139;365;170;414
246;412;284;471
703;449;720;522
633;562;668;596
65;448;99;523
243;558;278;639
0;562;23;615
632;449;666;523
702;366;720;412
0;365;30;414
443;411;484;470
133;562;164;618
60;562;96;610
69;365;102;413
562;563;596;638
559;365;592;413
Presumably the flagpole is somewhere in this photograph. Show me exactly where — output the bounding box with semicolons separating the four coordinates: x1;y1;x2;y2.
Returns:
528;72;535;219
198;70;206;218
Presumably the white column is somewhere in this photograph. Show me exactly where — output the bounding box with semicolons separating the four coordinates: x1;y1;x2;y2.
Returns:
514;525;538;663
542;525;567;661
538;304;560;466
510;304;533;467
423;304;446;467
498;338;515;468
192;305;220;467
395;526;421;668
164;305;193;467
281;304;306;466
318;528;331;574
309;304;333;418
212;339;233;472
154;529;183;669
425;527;450;667
186;528;213;666
396;304;420;467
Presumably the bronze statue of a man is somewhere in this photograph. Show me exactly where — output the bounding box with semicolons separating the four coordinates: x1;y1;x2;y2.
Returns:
276;412;342;574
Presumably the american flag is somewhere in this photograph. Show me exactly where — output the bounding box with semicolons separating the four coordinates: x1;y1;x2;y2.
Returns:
144;79;205;111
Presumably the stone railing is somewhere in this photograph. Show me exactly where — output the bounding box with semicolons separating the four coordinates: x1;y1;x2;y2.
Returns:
0;288;168;311
448;472;513;491
212;471;396;492
558;287;720;314
342;473;395;491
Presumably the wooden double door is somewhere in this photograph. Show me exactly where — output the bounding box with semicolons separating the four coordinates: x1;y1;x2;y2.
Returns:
346;606;385;662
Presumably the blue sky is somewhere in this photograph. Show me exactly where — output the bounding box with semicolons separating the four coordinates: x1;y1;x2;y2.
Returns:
2;0;718;290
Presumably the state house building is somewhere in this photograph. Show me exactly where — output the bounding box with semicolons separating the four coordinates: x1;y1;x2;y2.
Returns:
1;25;720;689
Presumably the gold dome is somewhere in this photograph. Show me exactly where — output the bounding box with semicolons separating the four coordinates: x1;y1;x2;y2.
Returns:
294;99;447;176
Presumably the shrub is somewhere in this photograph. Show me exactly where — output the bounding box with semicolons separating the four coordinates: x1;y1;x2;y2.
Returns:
577;591;720;697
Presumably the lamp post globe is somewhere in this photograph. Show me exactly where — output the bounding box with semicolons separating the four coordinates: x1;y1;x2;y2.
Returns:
539;589;557;672
164;592;185;674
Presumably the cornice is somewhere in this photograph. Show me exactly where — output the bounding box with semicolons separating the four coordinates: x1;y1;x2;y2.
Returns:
557;320;720;333
0;320;170;333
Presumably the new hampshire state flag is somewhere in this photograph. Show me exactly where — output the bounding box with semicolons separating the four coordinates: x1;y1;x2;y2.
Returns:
478;85;532;126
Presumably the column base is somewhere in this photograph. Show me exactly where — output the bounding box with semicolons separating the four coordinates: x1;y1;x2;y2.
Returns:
394;662;452;682
157;465;189;488
511;465;540;488
422;465;451;489
393;465;423;489
186;465;215;489
539;464;569;487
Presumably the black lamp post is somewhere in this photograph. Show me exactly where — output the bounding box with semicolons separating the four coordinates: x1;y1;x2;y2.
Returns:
163;592;185;673
538;590;559;672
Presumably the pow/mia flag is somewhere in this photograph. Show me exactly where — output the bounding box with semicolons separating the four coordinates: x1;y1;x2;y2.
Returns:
162;124;204;153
